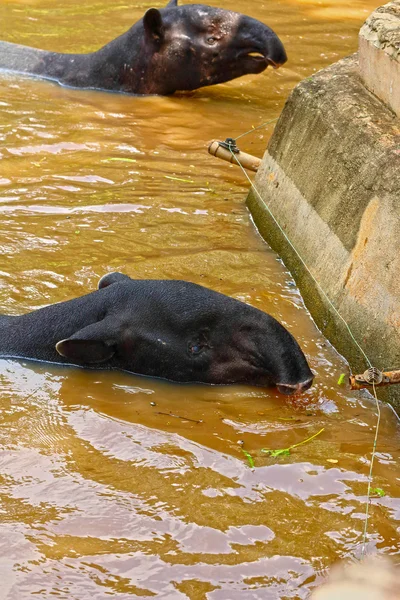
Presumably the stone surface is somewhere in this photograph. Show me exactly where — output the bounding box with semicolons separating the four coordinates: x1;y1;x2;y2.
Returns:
359;1;400;117
311;557;400;600
246;53;400;410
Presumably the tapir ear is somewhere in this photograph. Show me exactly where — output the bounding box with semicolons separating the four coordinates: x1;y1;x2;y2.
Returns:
98;272;131;290
56;339;115;364
166;0;178;6
143;8;164;40
55;320;116;364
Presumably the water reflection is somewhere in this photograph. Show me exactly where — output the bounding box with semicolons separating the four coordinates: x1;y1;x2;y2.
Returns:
1;357;399;596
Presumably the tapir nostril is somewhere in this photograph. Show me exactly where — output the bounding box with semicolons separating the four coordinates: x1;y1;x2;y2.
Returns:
276;377;314;396
299;377;314;393
276;384;297;396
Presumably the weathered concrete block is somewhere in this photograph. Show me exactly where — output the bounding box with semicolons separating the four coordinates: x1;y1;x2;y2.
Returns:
246;54;400;409
359;1;400;117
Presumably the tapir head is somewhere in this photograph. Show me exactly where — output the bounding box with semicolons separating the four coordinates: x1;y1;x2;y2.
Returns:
55;273;313;395
120;0;287;94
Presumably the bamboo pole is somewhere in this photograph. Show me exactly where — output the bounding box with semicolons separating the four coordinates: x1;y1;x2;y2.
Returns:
208;140;261;172
349;369;400;390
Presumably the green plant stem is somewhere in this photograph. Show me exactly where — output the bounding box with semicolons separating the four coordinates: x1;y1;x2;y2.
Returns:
262;427;325;455
287;427;325;451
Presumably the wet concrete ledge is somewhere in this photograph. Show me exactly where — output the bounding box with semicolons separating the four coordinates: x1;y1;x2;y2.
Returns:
246;48;400;410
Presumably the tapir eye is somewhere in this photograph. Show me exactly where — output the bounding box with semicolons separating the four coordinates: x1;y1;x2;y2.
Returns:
207;37;217;45
187;331;211;357
188;342;203;355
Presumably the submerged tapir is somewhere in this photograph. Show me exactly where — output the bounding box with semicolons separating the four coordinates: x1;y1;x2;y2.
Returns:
0;0;287;95
0;272;313;395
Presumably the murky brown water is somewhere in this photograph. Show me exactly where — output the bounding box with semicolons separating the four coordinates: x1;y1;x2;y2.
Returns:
1;0;399;598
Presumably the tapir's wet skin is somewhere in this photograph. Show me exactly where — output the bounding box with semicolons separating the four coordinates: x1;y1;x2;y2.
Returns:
1;0;399;597
0;1;287;96
0;272;314;393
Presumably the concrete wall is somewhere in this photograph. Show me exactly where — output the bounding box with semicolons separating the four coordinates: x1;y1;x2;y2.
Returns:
246;38;400;409
359;0;400;117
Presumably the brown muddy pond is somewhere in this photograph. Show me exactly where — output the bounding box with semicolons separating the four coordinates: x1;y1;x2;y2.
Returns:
0;0;399;598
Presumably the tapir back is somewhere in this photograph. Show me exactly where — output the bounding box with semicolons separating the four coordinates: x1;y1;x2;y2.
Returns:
0;41;47;74
0;289;107;364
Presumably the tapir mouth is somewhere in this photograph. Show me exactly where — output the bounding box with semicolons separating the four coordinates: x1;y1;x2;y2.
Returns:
243;51;284;69
246;51;267;61
265;57;282;69
276;377;314;396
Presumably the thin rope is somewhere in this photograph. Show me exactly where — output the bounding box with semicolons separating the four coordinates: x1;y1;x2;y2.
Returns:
229;147;381;556
361;380;381;557
229;149;371;368
234;118;279;142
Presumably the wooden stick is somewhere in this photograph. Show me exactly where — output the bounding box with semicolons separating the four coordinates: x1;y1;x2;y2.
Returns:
156;411;203;424
349;370;400;390
208;140;261;172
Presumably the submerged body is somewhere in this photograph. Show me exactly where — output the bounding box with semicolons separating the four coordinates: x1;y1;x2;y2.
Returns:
0;0;287;95
0;273;313;395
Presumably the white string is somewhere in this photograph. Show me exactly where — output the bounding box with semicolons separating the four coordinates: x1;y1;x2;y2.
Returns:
361;381;381;557
229;147;381;556
234;118;279;142
230;149;371;367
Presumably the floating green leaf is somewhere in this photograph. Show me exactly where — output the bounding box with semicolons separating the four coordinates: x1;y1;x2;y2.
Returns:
261;427;325;458
371;487;386;497
241;449;255;469
267;449;291;458
101;157;137;163
32;157;46;167
164;175;194;183
337;373;346;386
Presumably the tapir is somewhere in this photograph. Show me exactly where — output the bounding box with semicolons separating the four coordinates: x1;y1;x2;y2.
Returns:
0;273;314;395
0;0;287;95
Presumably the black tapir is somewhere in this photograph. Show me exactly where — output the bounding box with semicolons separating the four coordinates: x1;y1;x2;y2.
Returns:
0;273;313;395
0;0;287;95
